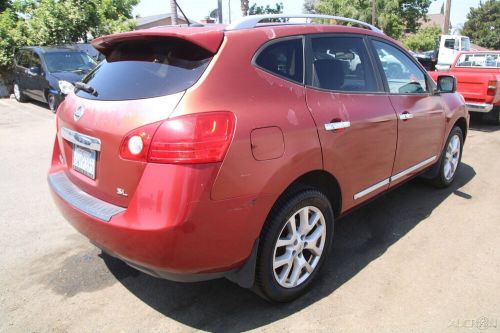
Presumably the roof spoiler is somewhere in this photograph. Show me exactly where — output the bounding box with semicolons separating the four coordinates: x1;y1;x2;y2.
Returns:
91;28;224;56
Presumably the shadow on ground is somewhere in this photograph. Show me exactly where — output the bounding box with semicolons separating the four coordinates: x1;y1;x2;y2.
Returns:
101;163;476;332
469;113;500;133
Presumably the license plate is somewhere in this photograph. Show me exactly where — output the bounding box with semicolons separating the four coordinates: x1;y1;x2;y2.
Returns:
72;145;96;179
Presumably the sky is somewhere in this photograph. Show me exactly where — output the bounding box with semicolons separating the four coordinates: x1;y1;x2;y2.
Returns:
133;0;482;32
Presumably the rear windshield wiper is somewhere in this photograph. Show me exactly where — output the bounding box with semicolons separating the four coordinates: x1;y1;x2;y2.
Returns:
75;82;98;96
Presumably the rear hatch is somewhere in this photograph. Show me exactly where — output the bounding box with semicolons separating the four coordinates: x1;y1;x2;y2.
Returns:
55;28;224;207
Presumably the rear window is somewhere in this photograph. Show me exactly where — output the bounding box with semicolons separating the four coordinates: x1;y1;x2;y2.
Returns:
44;52;96;73
76;37;213;101
456;53;500;68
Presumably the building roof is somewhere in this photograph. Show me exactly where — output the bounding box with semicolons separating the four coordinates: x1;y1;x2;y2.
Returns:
135;13;189;28
420;13;445;29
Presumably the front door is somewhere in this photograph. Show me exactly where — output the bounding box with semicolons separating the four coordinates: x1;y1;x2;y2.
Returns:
370;39;446;186
305;35;398;211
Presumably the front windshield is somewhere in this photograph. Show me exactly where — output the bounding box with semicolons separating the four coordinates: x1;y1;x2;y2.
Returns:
44;52;96;73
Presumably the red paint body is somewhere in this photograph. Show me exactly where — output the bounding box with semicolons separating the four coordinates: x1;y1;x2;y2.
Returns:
48;24;468;278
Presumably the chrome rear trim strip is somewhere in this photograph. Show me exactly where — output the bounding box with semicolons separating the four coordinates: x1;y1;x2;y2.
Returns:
354;178;390;200
391;155;437;182
61;127;101;151
48;172;125;222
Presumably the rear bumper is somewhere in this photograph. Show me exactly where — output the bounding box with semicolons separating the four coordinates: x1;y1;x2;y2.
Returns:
48;163;271;283
466;103;494;113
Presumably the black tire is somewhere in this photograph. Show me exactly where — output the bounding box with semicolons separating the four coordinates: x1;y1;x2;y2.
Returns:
254;189;334;302
47;93;58;113
430;126;463;188
13;83;27;102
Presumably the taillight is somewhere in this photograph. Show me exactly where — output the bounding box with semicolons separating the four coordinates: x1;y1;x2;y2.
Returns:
120;112;235;164
487;80;497;96
119;122;160;162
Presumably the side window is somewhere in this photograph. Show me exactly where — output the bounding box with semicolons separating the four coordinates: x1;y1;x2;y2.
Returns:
17;51;29;68
372;40;428;94
31;53;42;70
255;38;303;84
310;36;379;92
444;39;455;50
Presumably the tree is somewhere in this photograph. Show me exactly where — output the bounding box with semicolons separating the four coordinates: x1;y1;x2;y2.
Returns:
462;0;499;50
240;0;249;16
249;2;283;15
0;0;138;70
311;0;431;39
403;25;441;51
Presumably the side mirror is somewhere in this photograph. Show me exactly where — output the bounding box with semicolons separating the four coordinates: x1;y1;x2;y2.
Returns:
29;66;41;75
437;75;456;93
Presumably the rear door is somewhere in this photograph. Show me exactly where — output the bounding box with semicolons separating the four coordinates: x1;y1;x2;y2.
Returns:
370;39;446;186
28;51;46;101
305;35;398;210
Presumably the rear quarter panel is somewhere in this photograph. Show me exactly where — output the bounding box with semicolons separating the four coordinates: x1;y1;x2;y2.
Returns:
170;29;323;241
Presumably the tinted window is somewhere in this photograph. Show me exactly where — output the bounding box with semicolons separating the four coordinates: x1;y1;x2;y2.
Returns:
372;40;428;94
255;38;303;84
31;53;41;69
311;37;378;92
44;52;96;73
76;37;213;101
17;50;30;68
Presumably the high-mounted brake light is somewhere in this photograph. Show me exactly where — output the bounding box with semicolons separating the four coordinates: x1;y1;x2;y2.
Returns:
487;80;497;97
119;112;235;164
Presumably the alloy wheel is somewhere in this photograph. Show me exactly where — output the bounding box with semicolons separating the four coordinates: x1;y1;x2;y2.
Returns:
14;84;21;101
272;206;326;288
444;134;460;181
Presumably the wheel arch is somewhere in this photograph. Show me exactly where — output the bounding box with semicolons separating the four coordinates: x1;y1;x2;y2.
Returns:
271;169;342;220
454;116;468;142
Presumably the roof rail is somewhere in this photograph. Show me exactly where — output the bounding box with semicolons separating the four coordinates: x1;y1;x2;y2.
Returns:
226;14;383;34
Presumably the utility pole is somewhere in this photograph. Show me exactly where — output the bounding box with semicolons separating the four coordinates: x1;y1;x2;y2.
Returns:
218;0;223;24
170;0;178;25
371;0;376;26
228;0;231;24
443;0;451;34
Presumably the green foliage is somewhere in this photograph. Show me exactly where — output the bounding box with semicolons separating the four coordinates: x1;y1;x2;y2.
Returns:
0;0;138;70
462;0;500;50
249;2;284;15
313;0;431;39
403;25;441;51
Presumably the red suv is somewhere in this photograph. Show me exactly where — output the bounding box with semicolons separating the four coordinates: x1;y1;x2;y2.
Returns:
48;14;468;302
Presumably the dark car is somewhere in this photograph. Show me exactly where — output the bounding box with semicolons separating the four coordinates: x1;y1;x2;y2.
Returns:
13;46;96;112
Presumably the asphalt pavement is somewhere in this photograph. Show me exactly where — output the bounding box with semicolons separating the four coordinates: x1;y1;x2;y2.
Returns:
1;97;499;332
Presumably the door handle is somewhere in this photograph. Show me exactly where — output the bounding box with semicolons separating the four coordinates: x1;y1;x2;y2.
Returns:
324;121;351;131
399;112;414;120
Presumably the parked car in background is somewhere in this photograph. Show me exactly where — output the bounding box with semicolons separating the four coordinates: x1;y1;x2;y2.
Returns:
13;46;97;112
435;34;471;70
63;43;105;62
429;51;500;125
414;50;437;70
48;14;468;302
